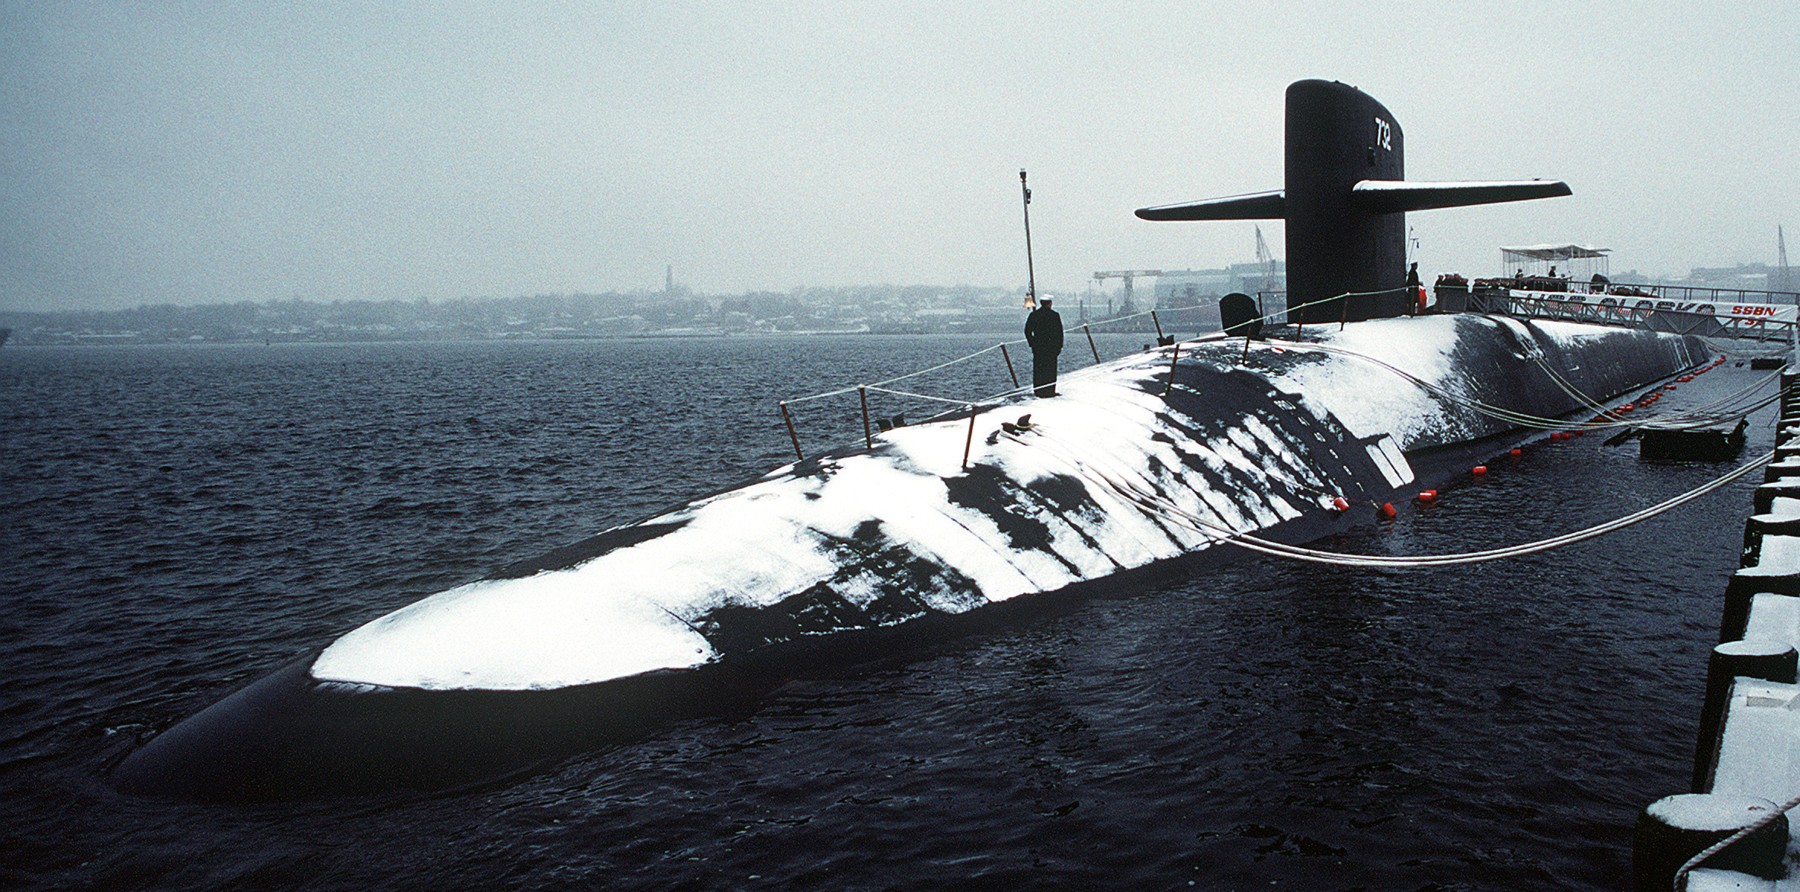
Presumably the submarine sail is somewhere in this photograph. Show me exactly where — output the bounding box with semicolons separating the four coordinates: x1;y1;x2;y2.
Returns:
1136;78;1570;323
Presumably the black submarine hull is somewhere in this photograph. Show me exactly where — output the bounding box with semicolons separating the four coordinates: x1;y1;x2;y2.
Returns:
113;317;1707;800
113;480;1420;802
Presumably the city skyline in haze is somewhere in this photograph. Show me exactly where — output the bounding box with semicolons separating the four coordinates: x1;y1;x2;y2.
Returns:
3;1;1795;312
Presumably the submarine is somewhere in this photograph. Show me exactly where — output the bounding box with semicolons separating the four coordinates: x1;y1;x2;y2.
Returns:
113;80;1706;801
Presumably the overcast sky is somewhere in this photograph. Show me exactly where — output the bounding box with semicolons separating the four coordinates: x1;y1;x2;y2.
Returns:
2;1;1794;312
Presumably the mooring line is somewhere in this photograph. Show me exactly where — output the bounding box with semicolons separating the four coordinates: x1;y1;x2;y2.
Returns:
1020;418;1773;568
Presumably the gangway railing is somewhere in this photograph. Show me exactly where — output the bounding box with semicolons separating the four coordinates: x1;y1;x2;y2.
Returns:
1474;275;1800;306
1464;285;1800;344
1619;282;1800;306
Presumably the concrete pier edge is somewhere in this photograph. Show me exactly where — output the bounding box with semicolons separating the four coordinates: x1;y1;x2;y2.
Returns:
1636;368;1800;890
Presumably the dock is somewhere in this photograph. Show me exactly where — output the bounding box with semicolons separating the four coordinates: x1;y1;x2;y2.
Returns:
1634;369;1800;890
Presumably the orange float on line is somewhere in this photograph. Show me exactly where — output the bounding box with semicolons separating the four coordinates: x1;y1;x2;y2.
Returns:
1417;490;1437;503
1379;502;1398;520
1509;448;1523;457
1472;465;1488;475
1331;496;1350;512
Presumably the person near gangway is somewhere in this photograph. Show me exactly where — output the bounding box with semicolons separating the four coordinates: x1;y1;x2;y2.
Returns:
1024;298;1063;398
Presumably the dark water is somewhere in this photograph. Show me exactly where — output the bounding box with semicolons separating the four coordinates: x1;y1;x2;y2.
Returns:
0;336;1772;890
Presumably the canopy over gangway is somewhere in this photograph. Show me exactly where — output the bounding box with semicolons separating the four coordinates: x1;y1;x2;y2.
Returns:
1501;244;1611;279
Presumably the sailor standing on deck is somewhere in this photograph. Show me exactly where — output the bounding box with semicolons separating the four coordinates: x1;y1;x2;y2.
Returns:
1025;298;1063;398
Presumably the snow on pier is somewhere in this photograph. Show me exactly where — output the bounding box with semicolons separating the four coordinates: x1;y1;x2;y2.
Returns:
1639;369;1800;890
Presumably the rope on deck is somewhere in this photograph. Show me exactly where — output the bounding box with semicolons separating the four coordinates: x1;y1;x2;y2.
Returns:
862;385;977;407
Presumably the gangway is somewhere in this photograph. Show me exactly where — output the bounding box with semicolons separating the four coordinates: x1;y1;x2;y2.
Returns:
1457;279;1800;346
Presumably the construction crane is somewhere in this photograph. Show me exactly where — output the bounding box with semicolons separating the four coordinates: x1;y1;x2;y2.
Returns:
1254;226;1277;293
1092;270;1162;315
1778;225;1793;294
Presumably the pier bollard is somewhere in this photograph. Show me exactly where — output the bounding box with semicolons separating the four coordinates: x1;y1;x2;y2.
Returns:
1632;793;1788;888
1691;639;1797;793
1741;513;1800;568
1752;481;1800;515
1761;455;1800;483
1716;589;1800;644
1724;570;1800;602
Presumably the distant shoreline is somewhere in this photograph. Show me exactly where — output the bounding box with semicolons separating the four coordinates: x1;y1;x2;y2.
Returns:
0;322;1199;348
0;330;1070;348
12;332;915;347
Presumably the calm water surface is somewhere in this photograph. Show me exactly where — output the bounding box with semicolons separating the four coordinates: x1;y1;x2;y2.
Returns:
0;336;1772;890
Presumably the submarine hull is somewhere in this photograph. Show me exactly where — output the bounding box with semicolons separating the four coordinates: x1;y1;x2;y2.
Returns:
115;316;1708;800
112;497;1396;801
